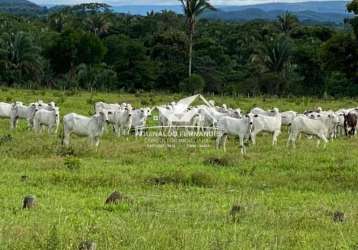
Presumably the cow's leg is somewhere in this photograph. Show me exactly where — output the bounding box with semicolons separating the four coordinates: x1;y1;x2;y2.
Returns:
317;133;328;148
288;131;298;148
272;130;280;146
239;136;245;154
216;134;222;149
250;130;257;145
94;137;100;147
222;134;228;152
63;132;70;146
11;117;18;129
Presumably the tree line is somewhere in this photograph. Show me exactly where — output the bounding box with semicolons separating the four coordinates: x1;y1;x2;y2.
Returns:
0;1;358;97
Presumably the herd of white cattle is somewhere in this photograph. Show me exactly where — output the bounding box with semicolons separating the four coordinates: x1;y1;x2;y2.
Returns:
0;99;356;153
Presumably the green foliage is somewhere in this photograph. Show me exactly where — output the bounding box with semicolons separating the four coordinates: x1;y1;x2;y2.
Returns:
0;3;357;96
179;74;205;94
64;157;81;171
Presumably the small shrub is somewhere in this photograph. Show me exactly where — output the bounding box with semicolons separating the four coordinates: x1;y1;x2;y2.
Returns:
105;191;123;204
141;99;150;106
230;203;242;223
78;240;96;250
23;195;36;209
147;170;189;186
332;211;345;223
0;134;13;145
190;171;215;187
5;96;12;102
56;146;76;157
179;74;206;94
64;157;81;171
204;156;232;167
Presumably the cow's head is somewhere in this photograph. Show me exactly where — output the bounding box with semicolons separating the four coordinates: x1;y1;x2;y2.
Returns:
271;108;279;115
246;114;253;125
100;110;111;123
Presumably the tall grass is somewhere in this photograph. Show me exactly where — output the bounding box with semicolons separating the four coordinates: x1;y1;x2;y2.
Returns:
0;88;357;249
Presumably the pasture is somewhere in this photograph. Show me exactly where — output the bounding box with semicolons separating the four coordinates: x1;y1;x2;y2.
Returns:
0;88;357;250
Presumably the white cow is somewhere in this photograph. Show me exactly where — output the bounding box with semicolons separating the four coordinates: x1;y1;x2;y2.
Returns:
250;108;282;145
63;111;110;147
95;102;122;114
287;114;338;148
198;108;217;128
111;108;133;136
250;107;273;116
281;111;297;126
37;100;56;110
192;113;206;132
0;102;13;118
131;107;152;136
10;102;38;129
216;115;253;154
33;107;60;133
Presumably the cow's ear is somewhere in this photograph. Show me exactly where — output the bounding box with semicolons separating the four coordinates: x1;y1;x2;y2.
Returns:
328;114;331;118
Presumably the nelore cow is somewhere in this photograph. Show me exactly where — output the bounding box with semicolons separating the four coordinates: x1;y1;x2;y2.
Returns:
33;107;60;133
131;107;153;136
250;108;282;146
216;115;253;154
63;110;111;147
287;113;338;148
10;102;38;129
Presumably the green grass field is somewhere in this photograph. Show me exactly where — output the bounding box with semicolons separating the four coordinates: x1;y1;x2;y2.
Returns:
0;88;357;250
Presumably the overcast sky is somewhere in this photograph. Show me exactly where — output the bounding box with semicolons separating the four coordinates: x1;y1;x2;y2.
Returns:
33;0;345;6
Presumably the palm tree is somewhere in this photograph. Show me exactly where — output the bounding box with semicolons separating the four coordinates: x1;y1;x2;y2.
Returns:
49;12;67;32
84;14;110;36
0;32;42;84
277;11;298;34
252;36;291;74
179;0;215;77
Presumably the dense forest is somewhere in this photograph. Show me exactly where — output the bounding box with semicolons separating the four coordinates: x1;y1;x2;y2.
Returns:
0;1;358;97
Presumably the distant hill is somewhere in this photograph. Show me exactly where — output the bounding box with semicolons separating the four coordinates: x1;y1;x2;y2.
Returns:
202;1;351;24
0;0;45;15
0;0;352;24
203;7;351;24
111;1;351;24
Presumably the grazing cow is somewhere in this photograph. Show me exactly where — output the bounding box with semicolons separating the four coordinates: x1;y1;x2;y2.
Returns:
250;108;282;146
10;102;38;129
344;112;358;136
33;107;60;133
0;102;13;118
131;107;152;136
63;111;110;147
287;114;338;148
216;115;253;154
